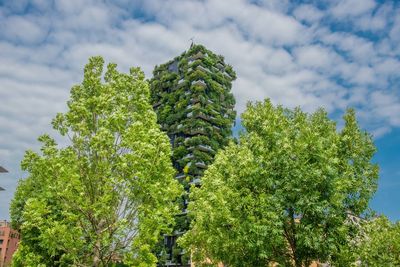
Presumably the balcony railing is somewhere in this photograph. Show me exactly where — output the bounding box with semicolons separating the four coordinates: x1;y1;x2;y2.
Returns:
191;79;207;88
175;174;186;179
191;51;204;60
223;71;232;79
190;178;201;185
195;161;207;169
216;62;224;69
188;128;206;135
183;153;194;160
196;65;211;74
197;144;214;153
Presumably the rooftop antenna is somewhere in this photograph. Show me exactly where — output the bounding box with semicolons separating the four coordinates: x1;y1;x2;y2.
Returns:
189;37;195;48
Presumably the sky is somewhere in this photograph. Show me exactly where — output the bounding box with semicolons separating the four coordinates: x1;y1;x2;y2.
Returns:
0;0;399;220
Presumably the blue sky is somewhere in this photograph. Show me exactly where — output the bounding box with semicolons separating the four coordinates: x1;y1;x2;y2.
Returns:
0;0;399;220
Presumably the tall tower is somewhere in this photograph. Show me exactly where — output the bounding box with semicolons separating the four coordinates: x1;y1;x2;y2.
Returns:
150;44;236;266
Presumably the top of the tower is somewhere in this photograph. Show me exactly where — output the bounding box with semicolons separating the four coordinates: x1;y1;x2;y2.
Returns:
189;37;195;48
153;44;236;81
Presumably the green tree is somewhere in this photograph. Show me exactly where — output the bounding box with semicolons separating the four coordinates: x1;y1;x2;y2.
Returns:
335;215;400;266
10;57;182;267
180;99;378;267
357;216;400;266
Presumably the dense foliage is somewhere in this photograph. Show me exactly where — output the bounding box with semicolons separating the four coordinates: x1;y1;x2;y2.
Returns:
150;44;236;180
335;215;400;266
10;57;182;266
149;44;237;265
181;99;379;267
357;216;400;265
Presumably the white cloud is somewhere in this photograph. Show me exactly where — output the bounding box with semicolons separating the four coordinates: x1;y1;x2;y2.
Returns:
293;44;339;69
330;0;376;18
319;31;375;63
371;91;400;127
372;126;391;138
354;3;391;31
351;66;376;85
293;4;324;24
0;15;48;44
389;10;400;47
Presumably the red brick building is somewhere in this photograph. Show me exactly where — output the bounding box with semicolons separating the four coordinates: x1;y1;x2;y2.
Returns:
0;221;19;267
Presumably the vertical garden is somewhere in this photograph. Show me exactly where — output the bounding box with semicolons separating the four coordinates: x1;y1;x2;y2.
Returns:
150;44;237;266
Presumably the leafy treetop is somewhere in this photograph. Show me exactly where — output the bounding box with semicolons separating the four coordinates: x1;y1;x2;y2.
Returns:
11;56;182;267
181;99;379;267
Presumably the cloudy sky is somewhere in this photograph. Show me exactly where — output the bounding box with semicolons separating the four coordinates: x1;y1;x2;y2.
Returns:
0;0;399;220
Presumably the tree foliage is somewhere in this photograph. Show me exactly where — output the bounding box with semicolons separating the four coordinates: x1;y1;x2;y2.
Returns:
10;57;182;266
335;215;400;266
357;216;400;266
181;99;379;267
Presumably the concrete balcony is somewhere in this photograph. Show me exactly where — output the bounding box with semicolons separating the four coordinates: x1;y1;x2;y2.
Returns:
175;174;186;179
190;97;201;104
191;79;207;88
196;65;211;74
195;161;207;169
191;51;205;60
173;230;185;235
189;128;206;135
190;178;201;185
195;112;211;121
176;80;186;89
209;109;220;116
198;144;214;153
188;145;214;153
179;209;188;215
183;153;194;160
223;71;232;79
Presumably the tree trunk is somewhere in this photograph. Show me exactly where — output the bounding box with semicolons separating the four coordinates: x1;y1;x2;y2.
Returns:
93;219;106;267
93;238;101;267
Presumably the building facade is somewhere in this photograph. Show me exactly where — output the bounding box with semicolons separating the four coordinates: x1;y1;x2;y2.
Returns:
150;44;236;266
0;221;19;267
